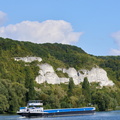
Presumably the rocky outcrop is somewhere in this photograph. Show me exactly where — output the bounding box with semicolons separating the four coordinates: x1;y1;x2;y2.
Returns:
14;57;114;87
36;64;69;84
14;56;42;62
36;64;61;84
36;63;114;87
78;68;114;86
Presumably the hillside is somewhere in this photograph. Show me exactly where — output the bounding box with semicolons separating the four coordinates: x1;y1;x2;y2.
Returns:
0;37;120;113
0;37;99;70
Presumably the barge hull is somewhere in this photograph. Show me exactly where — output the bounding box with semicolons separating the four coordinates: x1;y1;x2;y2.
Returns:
18;110;95;118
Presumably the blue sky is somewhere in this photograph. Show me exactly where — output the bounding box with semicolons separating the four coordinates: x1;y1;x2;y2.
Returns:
0;0;120;56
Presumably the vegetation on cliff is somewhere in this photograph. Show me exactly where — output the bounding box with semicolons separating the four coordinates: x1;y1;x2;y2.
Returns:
0;37;120;113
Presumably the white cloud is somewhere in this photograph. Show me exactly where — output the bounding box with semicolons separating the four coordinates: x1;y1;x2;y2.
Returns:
111;31;120;46
0;20;83;44
110;31;120;55
110;49;120;55
0;11;7;25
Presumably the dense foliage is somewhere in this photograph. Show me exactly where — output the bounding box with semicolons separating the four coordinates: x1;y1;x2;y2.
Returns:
0;37;120;113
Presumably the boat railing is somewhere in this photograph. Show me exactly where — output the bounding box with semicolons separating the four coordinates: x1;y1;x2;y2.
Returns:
27;100;43;107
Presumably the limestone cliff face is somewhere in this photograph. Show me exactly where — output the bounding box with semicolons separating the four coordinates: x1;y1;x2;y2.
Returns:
14;57;114;87
36;64;61;84
14;57;42;62
36;63;114;87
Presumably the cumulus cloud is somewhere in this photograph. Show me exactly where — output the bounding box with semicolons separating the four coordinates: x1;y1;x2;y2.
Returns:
0;11;7;25
110;49;120;55
0;20;83;44
111;31;120;46
110;31;120;55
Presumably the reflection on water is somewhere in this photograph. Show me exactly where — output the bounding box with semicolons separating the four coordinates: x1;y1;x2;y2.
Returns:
1;110;120;120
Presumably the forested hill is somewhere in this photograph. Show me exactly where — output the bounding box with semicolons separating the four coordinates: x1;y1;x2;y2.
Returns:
0;37;120;113
0;37;86;56
0;37;98;70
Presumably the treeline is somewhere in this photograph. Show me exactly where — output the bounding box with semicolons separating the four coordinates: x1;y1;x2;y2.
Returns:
0;37;120;113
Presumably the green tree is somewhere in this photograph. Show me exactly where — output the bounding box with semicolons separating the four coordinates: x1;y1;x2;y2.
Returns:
92;91;110;111
68;78;75;96
0;94;9;113
82;77;91;104
25;66;35;102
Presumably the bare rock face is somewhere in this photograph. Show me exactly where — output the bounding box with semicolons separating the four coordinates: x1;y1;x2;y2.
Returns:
78;68;114;86
62;68;80;85
14;57;42;62
36;63;60;84
36;63;114;87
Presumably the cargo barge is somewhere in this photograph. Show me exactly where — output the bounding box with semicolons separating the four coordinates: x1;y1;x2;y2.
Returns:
17;100;95;118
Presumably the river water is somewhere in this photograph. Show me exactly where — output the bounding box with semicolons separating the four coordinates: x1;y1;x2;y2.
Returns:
0;110;120;120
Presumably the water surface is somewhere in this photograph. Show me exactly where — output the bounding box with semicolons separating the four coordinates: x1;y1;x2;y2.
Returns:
0;110;120;120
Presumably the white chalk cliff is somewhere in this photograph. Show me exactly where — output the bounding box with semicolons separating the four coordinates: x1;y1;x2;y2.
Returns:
14;57;42;62
14;57;114;87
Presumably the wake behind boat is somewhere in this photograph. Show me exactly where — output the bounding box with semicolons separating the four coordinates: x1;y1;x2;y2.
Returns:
17;100;95;118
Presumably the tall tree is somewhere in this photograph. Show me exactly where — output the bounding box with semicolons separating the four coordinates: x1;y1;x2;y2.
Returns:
68;77;75;96
25;66;35;102
82;77;91;104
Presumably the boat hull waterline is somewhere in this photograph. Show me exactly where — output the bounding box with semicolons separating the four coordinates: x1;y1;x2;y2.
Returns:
17;107;95;118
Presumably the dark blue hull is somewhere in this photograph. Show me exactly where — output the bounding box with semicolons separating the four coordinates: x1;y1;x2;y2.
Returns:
18;107;95;118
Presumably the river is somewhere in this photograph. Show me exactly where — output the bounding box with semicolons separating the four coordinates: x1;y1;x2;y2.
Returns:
0;110;120;120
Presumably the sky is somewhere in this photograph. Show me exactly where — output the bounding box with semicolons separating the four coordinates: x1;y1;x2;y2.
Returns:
0;0;120;56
